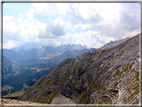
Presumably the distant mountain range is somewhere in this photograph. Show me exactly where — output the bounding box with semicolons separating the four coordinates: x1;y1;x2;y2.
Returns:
12;43;87;52
11;38;129;52
3;44;88;66
12;42;41;51
4;38;130;66
102;37;129;48
40;48;95;69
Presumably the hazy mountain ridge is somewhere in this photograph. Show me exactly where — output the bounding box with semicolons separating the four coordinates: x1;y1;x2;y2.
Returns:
11;42;41;51
3;44;87;66
19;33;140;104
3;39;128;67
12;43;87;52
102;37;129;48
41;48;95;69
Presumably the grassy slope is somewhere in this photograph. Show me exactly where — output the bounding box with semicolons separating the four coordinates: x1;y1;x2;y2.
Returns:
3;90;25;97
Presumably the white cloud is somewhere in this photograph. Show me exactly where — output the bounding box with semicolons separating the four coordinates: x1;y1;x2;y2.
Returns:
31;3;72;16
66;3;139;42
56;3;72;15
3;3;140;49
48;30;104;48
24;8;34;22
31;3;48;15
53;17;65;26
3;8;66;43
3;16;17;33
3;40;16;49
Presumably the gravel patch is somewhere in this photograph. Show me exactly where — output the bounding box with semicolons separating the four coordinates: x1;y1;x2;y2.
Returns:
51;92;74;104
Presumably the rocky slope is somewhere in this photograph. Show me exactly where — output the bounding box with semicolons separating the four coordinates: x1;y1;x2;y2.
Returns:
19;33;140;104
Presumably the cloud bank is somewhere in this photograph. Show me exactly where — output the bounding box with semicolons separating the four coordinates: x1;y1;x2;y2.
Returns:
3;3;140;49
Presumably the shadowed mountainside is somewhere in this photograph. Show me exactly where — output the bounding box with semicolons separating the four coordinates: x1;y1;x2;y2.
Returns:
1;55;49;96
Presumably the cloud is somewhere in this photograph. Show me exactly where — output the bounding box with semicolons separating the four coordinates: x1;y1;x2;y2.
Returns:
3;10;66;42
3;3;140;49
50;24;66;36
3;40;16;49
48;30;104;48
3;15;21;41
37;19;66;39
119;3;140;31
70;3;139;42
31;3;72;16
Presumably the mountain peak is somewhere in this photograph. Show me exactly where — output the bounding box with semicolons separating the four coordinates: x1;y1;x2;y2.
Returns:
102;36;130;48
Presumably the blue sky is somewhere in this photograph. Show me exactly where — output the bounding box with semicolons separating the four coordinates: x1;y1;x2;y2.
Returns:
3;3;140;49
3;3;32;18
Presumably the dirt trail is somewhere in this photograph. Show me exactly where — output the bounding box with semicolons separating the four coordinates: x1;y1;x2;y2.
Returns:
2;98;40;105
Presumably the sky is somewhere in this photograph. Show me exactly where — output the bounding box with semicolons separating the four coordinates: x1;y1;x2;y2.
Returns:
3;2;140;49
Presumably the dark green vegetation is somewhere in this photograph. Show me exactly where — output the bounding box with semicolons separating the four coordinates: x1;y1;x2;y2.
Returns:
78;90;90;104
19;33;140;104
3;67;49;96
33;91;57;104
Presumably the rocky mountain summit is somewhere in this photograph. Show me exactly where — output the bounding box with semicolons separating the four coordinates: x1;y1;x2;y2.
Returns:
19;33;140;104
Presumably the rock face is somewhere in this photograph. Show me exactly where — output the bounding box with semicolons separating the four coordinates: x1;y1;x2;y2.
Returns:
19;33;140;104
